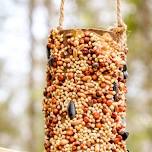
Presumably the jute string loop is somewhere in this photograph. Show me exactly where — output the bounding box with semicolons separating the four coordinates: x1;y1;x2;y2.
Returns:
58;0;127;52
59;0;64;29
116;0;123;27
58;0;125;29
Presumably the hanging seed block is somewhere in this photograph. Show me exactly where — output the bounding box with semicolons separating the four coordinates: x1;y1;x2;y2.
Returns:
43;28;128;152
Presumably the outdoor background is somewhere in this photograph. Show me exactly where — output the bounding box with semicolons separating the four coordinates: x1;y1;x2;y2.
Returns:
0;0;152;152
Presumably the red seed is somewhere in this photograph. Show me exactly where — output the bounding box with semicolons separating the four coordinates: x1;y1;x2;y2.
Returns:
67;72;74;79
92;99;97;104
51;97;57;104
102;108;108;114
97;98;103;103
82;48;89;55
72;145;77;151
106;100;113;106
47;81;52;86
114;135;122;144
112;128;117;134
50;85;56;91
87;60;92;65
96;90;103;97
58;74;65;81
92;74;98;81
111;112;117;119
66;129;74;136
84;70;90;76
74;141;81;146
83;116;90;123
114;137;121;144
83;106;88;113
57;145;62;150
84;37;90;43
93;112;100;119
65;136;70;140
100;82;106;88
96;123;102;128
69;137;76;143
52;118;58;123
102;98;107;104
88;67;94;75
53;109;59;115
116;106;125;112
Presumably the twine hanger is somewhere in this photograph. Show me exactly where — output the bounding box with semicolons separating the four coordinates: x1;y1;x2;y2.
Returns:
58;0;127;51
58;0;125;29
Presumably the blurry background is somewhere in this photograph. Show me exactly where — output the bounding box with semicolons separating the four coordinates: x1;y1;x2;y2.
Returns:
0;0;152;152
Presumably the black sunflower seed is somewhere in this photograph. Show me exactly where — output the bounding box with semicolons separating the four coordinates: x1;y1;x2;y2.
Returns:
119;131;129;141
48;56;55;67
123;71;129;79
67;101;76;119
47;73;52;81
113;82;119;101
109;140;114;144
46;45;51;59
123;65;127;72
113;82;118;92
67;48;73;55
92;62;99;68
43;88;47;97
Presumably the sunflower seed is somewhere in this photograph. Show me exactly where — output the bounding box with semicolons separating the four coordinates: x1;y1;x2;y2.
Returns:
67;101;76;119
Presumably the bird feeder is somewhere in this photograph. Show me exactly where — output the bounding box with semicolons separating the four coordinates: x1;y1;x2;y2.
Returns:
43;0;129;151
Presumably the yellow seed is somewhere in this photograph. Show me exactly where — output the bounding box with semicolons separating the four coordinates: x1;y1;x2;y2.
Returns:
60;139;69;145
73;48;78;58
77;92;86;98
82;76;92;82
